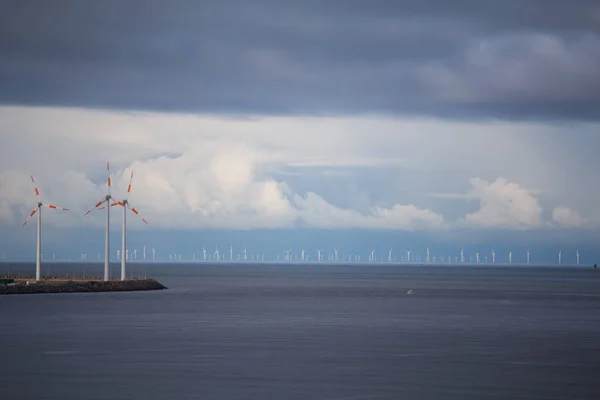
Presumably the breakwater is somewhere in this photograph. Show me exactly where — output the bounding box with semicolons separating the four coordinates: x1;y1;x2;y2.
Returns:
0;278;167;295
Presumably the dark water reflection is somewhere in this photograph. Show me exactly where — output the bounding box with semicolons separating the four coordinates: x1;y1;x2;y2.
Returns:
1;263;599;399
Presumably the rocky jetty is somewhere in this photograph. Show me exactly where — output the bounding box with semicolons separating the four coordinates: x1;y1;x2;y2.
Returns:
0;278;167;295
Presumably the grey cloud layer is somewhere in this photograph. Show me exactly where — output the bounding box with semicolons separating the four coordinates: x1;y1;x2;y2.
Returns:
1;1;600;119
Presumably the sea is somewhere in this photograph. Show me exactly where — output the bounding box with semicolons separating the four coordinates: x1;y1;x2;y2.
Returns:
1;262;600;400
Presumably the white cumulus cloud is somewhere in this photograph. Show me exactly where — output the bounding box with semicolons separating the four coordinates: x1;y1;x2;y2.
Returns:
552;207;585;227
461;177;543;229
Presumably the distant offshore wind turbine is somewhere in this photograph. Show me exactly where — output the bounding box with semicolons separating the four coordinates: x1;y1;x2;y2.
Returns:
22;175;69;281
576;250;580;265
558;250;562;265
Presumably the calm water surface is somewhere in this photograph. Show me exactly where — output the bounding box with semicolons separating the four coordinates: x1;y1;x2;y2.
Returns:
1;263;600;399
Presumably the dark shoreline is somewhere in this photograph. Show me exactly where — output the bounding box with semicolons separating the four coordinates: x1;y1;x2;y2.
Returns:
0;278;167;295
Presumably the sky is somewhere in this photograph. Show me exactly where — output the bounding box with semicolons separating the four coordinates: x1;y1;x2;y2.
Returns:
1;1;599;263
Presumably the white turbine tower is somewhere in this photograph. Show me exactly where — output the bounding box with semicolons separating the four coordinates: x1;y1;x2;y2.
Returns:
405;249;412;263
388;248;393;262
22;176;70;282
460;248;465;263
243;247;247;262
285;249;292;262
475;252;480;264
84;162;115;281
509;251;512;264
426;247;431;263
334;248;339;262
316;249;322;262
491;249;496;264
152;248;156;261
111;170;148;281
301;249;306;262
558;250;562;265
370;249;375;262
214;247;220;261
576;250;580;265
229;245;233;261
526;248;531;264
202;247;207;261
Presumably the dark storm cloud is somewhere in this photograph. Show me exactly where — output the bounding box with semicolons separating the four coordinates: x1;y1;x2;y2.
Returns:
1;0;599;119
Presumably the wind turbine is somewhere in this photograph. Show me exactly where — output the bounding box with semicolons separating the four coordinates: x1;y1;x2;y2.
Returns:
388;248;393;262
22;175;69;281
111;170;148;281
558;250;562;265
576;250;580;265
152;248;155;261
243;247;247;262
230;245;233;261
84;162;114;281
214;247;220;261
460;248;465;263
202;247;207;261
426;247;430;263
475;252;480;264
285;249;292;262
491;249;496;264
370;249;375;262
316;249;322;262
526;248;531;264
405;249;412;263
334;248;339;262
301;249;306;262
509;251;512;264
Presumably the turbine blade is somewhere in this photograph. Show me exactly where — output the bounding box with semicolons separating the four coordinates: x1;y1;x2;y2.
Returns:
127;204;148;224
127;171;134;193
106;162;112;195
84;199;107;216
22;208;38;227
30;175;41;202
110;201;124;207
46;204;69;211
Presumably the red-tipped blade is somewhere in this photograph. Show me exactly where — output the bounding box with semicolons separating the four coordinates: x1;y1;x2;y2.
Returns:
127;171;134;193
47;204;69;211
30;175;41;202
84;199;107;216
106;161;112;194
128;205;148;224
22;208;37;227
